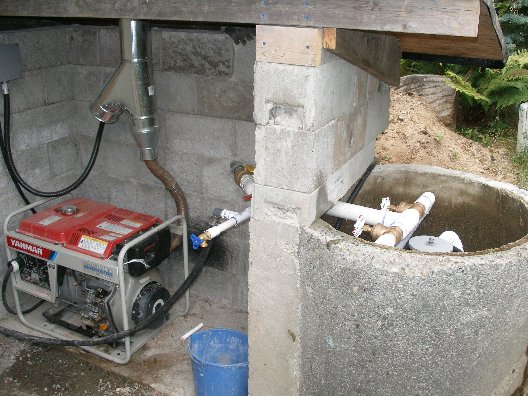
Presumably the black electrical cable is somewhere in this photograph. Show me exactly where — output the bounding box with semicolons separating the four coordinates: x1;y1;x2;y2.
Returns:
0;119;36;214
334;160;377;231
0;239;214;346
1;265;44;315
2;92;105;198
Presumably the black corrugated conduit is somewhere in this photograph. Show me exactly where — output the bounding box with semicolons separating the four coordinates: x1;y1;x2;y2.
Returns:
1;92;105;198
334;160;377;231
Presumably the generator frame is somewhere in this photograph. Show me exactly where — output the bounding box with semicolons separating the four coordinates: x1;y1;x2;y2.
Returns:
3;197;189;364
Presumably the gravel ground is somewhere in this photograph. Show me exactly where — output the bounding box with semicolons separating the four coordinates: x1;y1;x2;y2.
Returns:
0;336;161;396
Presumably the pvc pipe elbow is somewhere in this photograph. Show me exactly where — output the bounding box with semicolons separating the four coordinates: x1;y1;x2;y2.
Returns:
374;233;397;247
416;192;435;215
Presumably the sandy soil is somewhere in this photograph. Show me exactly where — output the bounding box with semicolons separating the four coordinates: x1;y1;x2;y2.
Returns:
377;91;518;185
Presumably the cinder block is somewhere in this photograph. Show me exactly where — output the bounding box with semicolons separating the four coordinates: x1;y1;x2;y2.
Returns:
35;171;78;194
250;184;321;226
105;176;138;210
0;158;15;194
331;102;367;172
254;124;333;194
151;29;163;71
87;138;159;185
248;217;301;395
355;67;369;106
47;136;80;178
7;70;45;114
4;28;68;71
97;27;120;67
155;71;197;114
159;30;233;76
202;157;244;201
164;150;203;196
72;65;104;102
11;145;52;187
205;235;250;276
254;59;357;131
135;181;168;219
191;266;234;306
10;102;75;151
67;28;99;66
42;65;73;105
252;142;375;226
233;42;256;81
367;74;380;99
0;191;28;220
197;76;253;121
235;120;256;164
326;141;375;203
165;112;236;158
365;82;390;144
74;176;110;203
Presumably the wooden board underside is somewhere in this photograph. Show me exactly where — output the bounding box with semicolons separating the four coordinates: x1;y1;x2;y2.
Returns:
324;29;401;86
255;26;400;86
396;1;507;61
0;0;480;38
256;26;324;67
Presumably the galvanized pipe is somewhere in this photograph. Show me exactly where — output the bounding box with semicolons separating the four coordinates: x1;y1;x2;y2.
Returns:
90;19;159;160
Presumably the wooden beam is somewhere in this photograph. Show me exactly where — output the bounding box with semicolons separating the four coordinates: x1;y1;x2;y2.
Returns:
396;0;507;62
323;29;401;87
256;26;324;67
0;0;481;38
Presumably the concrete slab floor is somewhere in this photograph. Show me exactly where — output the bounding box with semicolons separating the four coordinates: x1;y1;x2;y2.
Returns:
0;297;248;396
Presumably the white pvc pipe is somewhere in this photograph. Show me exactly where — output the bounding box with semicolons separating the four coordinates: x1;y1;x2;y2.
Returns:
206;207;251;239
326;202;400;226
377;192;436;248
181;323;204;341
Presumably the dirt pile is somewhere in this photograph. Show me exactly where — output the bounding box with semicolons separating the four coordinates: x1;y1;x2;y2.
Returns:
376;91;518;185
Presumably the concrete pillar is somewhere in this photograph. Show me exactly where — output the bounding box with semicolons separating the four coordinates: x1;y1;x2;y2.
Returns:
248;26;392;395
517;103;528;153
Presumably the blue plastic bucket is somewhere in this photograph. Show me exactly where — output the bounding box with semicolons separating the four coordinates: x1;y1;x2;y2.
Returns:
188;328;248;396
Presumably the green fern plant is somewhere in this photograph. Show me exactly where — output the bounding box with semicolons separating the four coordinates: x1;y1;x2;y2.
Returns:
445;70;491;107
445;51;528;110
482;51;528;108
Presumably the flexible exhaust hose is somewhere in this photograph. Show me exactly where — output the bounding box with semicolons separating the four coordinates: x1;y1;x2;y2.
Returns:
144;160;189;251
2;92;105;198
0;240;214;346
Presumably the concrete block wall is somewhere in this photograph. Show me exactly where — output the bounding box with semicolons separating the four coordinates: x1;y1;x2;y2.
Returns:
0;25;256;315
249;51;389;394
0;28;83;304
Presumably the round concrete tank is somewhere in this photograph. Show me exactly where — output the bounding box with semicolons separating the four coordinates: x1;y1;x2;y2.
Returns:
301;165;528;395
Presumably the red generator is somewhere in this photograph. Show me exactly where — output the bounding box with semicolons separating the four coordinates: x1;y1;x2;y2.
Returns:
4;198;188;363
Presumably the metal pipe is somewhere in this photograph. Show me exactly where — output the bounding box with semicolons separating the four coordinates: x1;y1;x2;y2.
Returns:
90;19;159;160
231;161;255;196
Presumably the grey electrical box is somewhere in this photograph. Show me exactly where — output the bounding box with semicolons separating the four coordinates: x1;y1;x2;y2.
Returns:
0;44;22;82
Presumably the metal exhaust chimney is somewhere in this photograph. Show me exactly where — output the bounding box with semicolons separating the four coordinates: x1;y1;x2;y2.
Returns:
91;19;159;160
